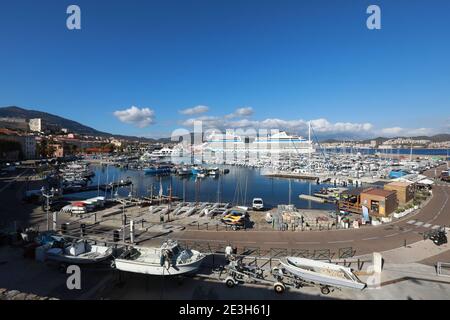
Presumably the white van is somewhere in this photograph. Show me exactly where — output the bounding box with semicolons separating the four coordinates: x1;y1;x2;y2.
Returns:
252;198;264;211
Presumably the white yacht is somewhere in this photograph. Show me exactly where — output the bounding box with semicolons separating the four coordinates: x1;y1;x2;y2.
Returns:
140;147;174;161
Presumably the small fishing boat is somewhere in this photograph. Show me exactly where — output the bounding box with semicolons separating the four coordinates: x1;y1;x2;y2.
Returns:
208;167;220;176
177;167;191;176
279;257;365;290
144;165;172;175
46;238;113;264
113;240;206;276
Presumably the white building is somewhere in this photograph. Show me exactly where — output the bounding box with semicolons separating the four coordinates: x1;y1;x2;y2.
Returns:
29;118;42;132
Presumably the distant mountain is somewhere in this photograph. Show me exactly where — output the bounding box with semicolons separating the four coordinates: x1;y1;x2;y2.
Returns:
301;135;450;144
360;134;450;144
0;106;165;142
1;106;448;144
427;134;450;142
0;106;110;136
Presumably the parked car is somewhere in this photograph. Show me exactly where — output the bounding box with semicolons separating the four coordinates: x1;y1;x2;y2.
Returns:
252;198;264;211
428;229;448;246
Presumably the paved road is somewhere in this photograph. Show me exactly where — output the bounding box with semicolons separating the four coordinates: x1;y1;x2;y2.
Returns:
172;167;450;256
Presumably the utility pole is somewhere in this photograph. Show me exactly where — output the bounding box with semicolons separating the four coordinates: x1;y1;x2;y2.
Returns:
410;140;413;162
41;187;55;232
122;201;126;243
168;177;172;222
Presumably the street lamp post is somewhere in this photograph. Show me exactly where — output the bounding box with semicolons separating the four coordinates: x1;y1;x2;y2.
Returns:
41;187;55;231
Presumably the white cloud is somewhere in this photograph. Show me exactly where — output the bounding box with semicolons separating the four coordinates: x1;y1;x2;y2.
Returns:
179;105;209;115
113;106;155;128
225;107;254;119
380;127;436;137
380;127;404;136
235;107;254;117
180;116;222;128
310;119;373;133
180;115;374;138
176;105;439;139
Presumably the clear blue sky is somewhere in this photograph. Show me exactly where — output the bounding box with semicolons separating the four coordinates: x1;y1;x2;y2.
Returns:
0;0;449;138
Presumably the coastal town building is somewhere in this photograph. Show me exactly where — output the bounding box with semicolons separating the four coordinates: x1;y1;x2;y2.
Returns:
0;130;37;160
0;117;29;131
360;188;398;217
384;181;415;205
338;187;399;217
29;118;43;132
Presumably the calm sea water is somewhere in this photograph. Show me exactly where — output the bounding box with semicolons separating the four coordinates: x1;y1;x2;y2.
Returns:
321;148;449;158
73;165;337;211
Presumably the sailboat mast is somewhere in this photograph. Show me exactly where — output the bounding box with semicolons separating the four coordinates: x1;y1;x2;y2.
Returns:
308;121;312;173
410;141;413;161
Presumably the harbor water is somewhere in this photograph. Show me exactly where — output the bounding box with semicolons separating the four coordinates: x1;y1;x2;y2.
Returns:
72;165;337;211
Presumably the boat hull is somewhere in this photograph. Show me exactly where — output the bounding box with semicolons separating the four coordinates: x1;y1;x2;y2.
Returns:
46;251;112;265
114;255;205;276
280;257;365;290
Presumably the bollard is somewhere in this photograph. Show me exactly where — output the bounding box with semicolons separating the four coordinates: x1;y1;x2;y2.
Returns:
113;230;120;242
52;212;57;231
130;220;134;244
61;223;67;235
404;239;407;247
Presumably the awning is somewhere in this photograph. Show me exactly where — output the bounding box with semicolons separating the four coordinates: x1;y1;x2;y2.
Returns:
418;178;434;185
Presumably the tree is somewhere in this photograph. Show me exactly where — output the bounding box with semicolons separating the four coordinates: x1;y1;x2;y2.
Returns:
37;138;56;158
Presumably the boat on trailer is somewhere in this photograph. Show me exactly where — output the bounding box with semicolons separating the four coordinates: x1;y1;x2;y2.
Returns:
279;257;366;291
45;238;113;264
113;240;206;276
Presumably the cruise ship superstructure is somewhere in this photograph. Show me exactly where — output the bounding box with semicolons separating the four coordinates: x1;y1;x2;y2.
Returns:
205;131;315;154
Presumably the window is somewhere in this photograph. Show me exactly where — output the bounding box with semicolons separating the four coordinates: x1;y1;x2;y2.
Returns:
371;200;380;213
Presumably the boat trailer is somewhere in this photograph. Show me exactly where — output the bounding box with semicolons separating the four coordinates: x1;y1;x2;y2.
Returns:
222;258;337;295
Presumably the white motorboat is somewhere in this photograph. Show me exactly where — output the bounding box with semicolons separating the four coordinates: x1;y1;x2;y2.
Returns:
46;238;113;264
113;240;206;276
279;257;365;290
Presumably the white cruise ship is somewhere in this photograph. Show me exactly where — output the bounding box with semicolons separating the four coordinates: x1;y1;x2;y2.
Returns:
205;131;314;154
205;132;245;152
